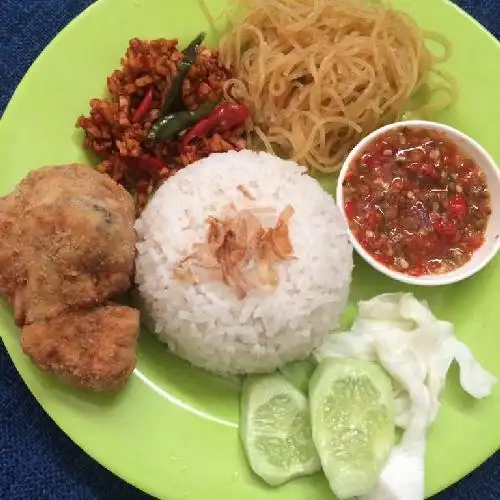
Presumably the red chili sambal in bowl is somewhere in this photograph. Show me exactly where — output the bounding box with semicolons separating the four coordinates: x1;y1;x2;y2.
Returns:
336;121;500;286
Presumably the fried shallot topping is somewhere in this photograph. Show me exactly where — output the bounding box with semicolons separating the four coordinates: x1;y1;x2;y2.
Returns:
174;202;295;299
236;184;256;200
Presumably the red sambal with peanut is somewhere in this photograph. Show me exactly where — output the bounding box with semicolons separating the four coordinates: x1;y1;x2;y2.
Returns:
77;34;249;215
342;127;491;276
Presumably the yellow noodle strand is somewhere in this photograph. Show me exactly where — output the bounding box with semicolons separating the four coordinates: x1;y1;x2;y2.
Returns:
211;0;456;172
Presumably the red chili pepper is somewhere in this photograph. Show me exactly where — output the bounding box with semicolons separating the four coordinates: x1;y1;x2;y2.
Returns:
360;153;379;167
366;210;381;229
431;214;457;242
420;163;439;180
182;101;250;150
344;171;355;183
133;88;153;123
447;194;467;220
344;201;356;220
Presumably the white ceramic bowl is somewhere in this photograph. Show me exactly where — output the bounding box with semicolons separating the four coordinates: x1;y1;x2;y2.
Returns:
336;120;500;286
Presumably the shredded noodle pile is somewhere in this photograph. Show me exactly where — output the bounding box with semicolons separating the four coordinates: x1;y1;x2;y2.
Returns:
211;0;456;173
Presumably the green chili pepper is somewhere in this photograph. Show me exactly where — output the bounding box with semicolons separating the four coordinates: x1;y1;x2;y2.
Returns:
159;32;206;117
183;32;207;57
147;99;219;142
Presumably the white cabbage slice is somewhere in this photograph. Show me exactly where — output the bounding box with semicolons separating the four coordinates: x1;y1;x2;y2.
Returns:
315;292;496;500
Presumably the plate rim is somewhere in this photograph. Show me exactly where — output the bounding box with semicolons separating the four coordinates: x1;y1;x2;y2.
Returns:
1;0;499;499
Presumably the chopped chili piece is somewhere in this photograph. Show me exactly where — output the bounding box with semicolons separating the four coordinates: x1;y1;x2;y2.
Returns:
420;163;439;180
132;88;153;123
430;214;457;243
344;201;356;220
148;99;220;142
447;194;467;220
343;126;491;275
182;102;250;150
76;38;247;215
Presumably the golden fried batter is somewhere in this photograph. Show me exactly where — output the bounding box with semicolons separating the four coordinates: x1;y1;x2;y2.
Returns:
21;305;139;392
0;164;136;325
0;164;140;391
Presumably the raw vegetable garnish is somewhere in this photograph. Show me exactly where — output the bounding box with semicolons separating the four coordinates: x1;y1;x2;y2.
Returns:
316;293;497;500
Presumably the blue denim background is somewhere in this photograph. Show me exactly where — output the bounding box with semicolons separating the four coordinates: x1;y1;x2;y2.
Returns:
0;1;499;498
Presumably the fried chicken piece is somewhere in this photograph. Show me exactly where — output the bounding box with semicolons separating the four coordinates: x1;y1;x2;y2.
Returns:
0;194;24;306
0;164;139;391
21;305;139;392
0;164;136;325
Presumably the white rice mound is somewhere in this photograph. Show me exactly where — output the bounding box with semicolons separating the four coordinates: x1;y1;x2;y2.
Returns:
135;150;353;374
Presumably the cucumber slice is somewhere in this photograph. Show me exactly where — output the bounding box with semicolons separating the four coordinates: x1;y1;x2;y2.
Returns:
309;358;395;499
240;373;321;486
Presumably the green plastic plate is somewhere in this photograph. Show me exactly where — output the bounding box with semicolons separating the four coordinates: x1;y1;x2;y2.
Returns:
0;0;499;499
